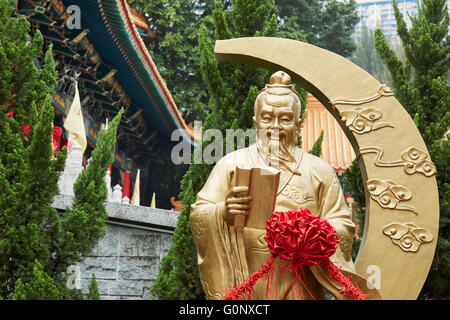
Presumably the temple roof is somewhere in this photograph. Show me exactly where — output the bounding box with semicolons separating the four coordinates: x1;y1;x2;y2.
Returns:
129;8;150;37
300;94;356;172
17;0;199;156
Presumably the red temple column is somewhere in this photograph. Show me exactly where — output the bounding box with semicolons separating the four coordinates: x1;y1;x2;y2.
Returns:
121;158;132;200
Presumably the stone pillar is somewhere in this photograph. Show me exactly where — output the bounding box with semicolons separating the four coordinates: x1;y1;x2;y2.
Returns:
112;184;122;203
58;140;84;196
105;165;112;201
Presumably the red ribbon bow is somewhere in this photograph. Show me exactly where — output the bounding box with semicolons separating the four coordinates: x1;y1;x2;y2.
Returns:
223;208;367;300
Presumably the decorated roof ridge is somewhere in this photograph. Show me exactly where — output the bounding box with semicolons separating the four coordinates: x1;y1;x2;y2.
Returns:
106;0;200;145
17;1;158;141
129;8;149;35
118;0;192;136
106;1;171;130
97;1;170;132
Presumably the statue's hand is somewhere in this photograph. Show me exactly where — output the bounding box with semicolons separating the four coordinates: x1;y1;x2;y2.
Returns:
222;186;252;225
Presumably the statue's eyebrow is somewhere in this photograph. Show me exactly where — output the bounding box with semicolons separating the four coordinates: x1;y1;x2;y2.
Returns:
278;109;294;115
260;105;274;112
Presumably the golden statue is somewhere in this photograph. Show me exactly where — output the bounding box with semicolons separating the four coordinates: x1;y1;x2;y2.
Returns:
190;71;378;300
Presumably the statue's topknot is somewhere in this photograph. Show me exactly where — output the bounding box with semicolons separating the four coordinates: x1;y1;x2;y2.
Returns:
255;71;302;121
261;71;299;98
270;71;291;86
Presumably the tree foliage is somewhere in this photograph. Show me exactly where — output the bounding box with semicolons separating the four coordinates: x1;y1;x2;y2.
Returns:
0;0;123;299
345;0;449;299
308;130;324;157
10;260;60;300
351;26;392;85
86;274;100;300
275;0;359;57
375;0;449;300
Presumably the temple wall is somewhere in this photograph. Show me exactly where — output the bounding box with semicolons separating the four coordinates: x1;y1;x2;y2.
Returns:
52;195;178;300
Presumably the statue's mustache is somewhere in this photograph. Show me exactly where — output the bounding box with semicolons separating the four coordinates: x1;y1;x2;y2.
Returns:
260;129;288;140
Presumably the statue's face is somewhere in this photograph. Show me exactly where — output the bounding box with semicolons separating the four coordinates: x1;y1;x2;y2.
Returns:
253;93;301;147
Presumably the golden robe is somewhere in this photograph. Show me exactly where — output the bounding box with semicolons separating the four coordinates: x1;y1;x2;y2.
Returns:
190;144;368;300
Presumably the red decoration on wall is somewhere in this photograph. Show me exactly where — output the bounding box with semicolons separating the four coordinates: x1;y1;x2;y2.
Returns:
23;124;31;134
52;126;63;152
4;109;31;135
223;208;367;300
122;171;131;199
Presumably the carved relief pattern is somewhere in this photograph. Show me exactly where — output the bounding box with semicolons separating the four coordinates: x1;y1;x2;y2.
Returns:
383;222;433;252
361;146;436;177
366;179;418;215
331;84;394;106
201;280;223;299
248;233;270;254
191;210;207;240
280;185;314;205
337;234;352;261
339;107;393;134
331;86;434;254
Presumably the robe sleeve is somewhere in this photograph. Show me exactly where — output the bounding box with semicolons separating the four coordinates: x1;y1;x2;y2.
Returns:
307;162;365;300
190;156;236;299
316;164;356;273
309;161;382;299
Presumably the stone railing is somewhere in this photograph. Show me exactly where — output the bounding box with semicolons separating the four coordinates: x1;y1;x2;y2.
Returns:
58;140;129;204
55;141;179;299
53;194;179;300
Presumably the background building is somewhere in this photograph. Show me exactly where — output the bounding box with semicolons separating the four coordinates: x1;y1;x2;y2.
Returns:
353;0;450;47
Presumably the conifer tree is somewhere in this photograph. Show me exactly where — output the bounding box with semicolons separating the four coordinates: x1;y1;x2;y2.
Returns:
309;130;324;157
0;0;124;299
10;260;60;300
375;0;449;299
86;274;100;300
275;0;359;57
345;0;449;299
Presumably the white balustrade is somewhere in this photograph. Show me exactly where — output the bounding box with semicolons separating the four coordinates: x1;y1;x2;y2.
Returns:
112;184;122;203
58;140;83;196
59;140;113;201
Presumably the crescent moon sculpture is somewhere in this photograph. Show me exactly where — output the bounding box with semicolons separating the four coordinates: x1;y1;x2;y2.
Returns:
214;37;439;300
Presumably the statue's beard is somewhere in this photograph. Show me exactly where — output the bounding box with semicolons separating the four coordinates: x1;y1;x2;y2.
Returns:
256;129;300;175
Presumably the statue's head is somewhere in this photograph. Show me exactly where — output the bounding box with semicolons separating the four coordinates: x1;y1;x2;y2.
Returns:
253;71;302;172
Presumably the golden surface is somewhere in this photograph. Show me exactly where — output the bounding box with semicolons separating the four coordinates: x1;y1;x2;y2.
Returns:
210;37;439;300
